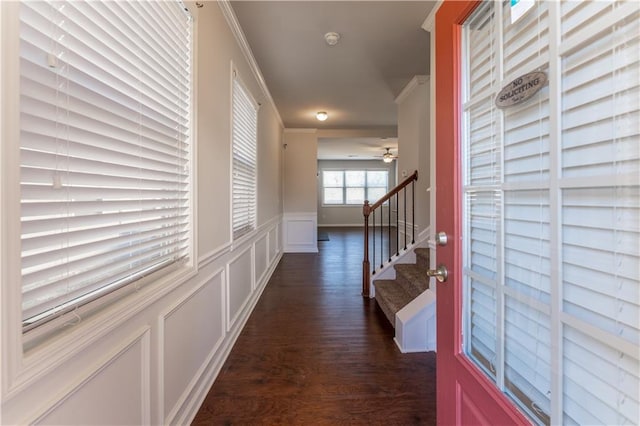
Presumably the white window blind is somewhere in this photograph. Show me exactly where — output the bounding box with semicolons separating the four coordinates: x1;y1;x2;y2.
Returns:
560;1;639;424
20;1;192;331
462;1;639;425
231;75;258;240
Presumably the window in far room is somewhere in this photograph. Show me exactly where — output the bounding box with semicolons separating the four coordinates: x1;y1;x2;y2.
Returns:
322;170;388;205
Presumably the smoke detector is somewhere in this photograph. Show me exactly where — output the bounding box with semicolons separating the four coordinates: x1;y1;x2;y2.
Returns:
324;32;340;46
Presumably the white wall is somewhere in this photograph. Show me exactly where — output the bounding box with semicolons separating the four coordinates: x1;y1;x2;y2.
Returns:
317;159;397;226
0;3;283;425
283;130;318;213
395;76;430;237
282;129;318;252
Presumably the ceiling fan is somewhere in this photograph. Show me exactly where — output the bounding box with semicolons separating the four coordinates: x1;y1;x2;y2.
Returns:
378;147;398;163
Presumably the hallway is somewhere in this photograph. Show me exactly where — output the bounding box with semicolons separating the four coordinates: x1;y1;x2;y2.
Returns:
193;227;437;425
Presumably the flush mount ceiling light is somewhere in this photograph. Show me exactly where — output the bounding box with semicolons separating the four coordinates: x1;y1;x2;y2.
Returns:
316;111;328;121
324;32;340;46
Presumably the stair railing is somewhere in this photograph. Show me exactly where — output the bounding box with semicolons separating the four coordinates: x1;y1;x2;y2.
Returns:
362;170;418;297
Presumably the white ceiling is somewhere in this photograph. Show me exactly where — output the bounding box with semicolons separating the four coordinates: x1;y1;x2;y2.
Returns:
229;1;436;158
317;137;398;160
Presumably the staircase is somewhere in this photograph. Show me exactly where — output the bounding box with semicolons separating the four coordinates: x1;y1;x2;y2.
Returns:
361;169;435;352
373;247;436;353
374;247;429;325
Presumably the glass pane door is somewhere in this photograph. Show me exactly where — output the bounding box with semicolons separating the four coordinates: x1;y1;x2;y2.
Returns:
460;1;639;424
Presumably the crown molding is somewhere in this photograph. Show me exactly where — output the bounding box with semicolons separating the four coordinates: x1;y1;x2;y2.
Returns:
421;0;443;32
218;1;283;128
395;75;429;105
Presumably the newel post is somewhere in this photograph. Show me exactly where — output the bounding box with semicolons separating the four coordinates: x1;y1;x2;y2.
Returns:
362;200;371;297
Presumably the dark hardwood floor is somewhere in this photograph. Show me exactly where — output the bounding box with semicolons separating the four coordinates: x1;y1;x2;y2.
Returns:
193;227;436;425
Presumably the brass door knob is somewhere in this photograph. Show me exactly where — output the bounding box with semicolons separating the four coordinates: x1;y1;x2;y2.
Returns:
427;264;448;283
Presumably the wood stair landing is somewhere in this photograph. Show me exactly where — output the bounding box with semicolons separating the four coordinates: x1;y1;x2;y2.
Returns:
374;248;430;327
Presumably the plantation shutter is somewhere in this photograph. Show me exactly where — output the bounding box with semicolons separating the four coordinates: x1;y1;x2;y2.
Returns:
20;1;192;330
462;1;639;424
231;75;258;239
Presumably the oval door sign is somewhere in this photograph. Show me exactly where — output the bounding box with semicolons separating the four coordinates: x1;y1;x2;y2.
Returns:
495;71;547;109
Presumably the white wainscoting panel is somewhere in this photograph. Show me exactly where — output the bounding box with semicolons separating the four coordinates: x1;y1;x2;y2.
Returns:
283;213;318;253
226;247;254;330
162;271;224;421
254;234;268;289
33;328;151;426
268;225;279;262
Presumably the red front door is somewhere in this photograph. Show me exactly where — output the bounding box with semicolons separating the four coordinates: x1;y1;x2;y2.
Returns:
434;1;529;424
